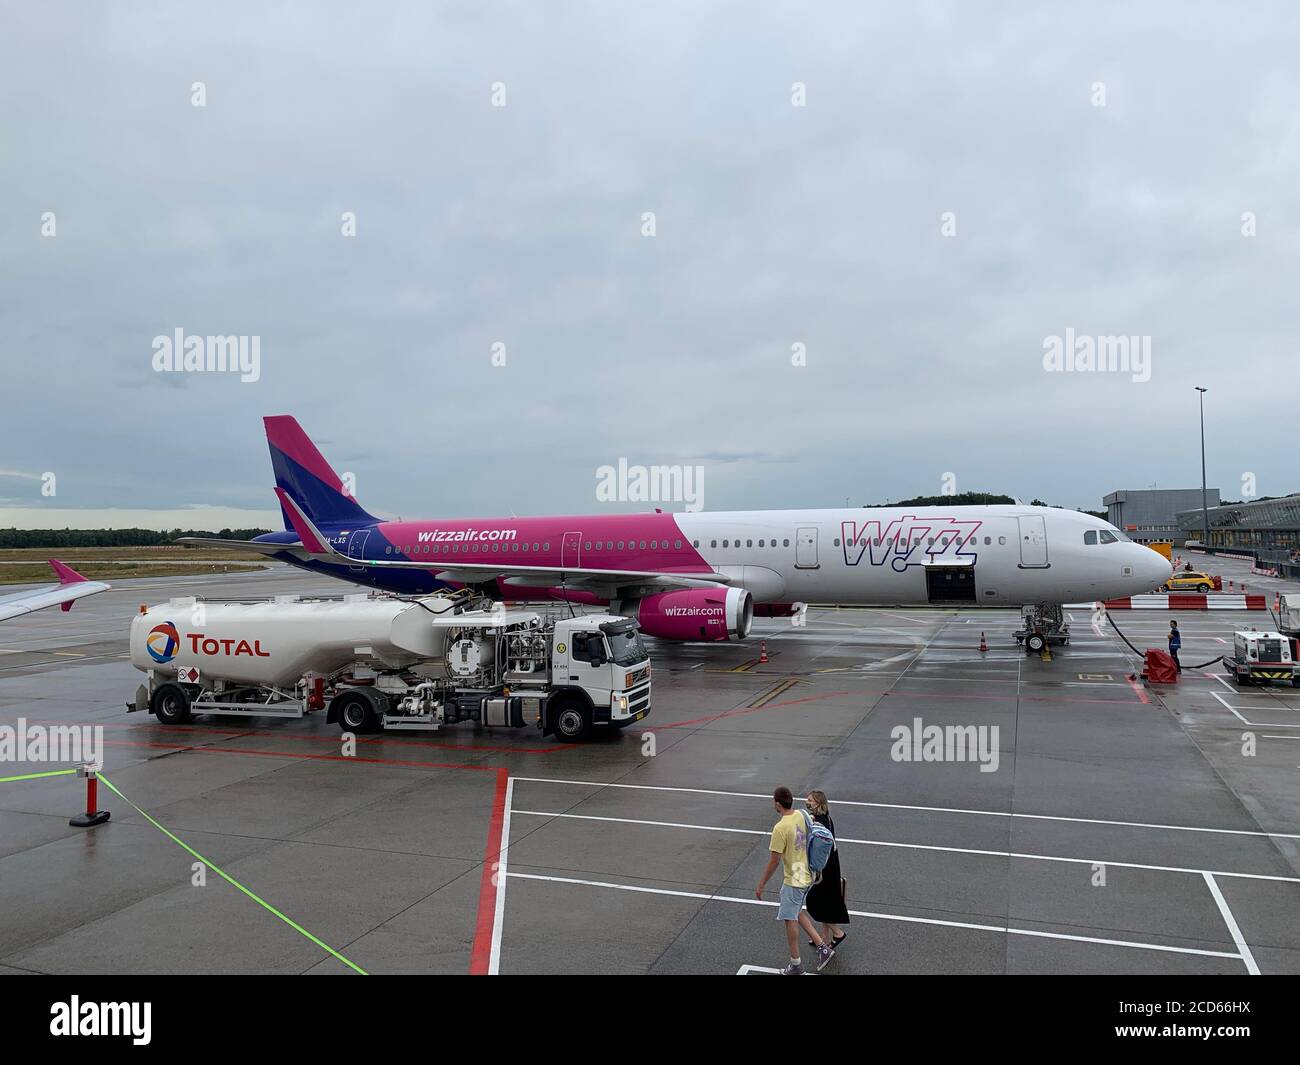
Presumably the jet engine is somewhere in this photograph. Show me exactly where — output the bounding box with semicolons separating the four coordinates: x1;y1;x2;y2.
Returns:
627;587;753;642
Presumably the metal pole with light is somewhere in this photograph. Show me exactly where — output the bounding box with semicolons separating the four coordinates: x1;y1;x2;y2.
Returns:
1196;386;1209;550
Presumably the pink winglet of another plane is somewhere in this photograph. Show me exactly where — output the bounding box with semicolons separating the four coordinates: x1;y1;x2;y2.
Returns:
0;560;111;622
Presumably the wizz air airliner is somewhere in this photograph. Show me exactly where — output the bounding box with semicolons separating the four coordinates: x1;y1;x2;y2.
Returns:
182;417;1171;643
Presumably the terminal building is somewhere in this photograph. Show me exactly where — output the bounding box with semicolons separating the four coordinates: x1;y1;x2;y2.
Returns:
1175;493;1300;573
1103;488;1220;546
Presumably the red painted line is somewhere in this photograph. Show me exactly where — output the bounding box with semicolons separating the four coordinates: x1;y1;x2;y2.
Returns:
98;736;497;772
469;768;509;975
880;689;1146;706
151;723;556;756
99;735;511;974
1125;676;1151;704
10;717;559;755
646;690;852;730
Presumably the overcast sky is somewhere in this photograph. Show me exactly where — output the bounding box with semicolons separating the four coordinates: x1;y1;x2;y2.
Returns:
3;1;1299;529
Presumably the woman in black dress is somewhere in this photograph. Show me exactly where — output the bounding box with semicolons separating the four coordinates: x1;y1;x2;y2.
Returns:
804;790;849;947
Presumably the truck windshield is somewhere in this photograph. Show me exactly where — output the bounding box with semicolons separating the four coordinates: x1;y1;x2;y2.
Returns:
604;626;648;666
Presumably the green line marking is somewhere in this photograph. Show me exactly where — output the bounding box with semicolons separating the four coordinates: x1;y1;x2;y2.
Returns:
0;768;78;784
97;772;367;975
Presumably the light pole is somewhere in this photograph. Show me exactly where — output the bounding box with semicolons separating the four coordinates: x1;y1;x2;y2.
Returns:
1196;386;1209;550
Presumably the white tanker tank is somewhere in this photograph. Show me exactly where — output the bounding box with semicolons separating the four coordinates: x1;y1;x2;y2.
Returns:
129;593;460;688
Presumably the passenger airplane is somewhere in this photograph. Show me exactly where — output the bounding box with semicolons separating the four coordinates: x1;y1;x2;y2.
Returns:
181;416;1171;643
0;560;110;622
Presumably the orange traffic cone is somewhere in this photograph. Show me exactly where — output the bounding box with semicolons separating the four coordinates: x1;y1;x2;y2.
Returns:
979;632;988;653
759;640;769;664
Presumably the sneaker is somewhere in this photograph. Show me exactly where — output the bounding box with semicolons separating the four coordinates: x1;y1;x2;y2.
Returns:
808;933;848;950
781;961;805;976
815;943;835;971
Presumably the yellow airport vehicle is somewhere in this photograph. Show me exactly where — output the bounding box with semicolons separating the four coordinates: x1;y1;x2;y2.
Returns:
1164;570;1215;592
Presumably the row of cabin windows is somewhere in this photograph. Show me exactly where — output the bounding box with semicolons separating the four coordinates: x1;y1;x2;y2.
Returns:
384;539;689;555
695;538;792;549
384;533;1021;556
386;542;553;555
832;535;1006;547
584;539;683;551
692;535;1011;549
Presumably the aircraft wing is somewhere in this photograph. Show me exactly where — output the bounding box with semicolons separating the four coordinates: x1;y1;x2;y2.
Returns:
272;488;732;590
0;560;110;623
173;536;313;561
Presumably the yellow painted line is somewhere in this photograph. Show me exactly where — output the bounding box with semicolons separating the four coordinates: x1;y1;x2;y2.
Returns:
729;659;760;673
749;678;799;709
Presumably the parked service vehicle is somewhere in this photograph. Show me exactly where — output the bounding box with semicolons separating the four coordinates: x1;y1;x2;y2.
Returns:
1278;594;1300;637
128;591;650;741
1164;570;1220;592
1225;630;1300;686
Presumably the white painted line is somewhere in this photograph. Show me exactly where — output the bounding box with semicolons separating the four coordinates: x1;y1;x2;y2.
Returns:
509;776;1300;840
1212;690;1300;728
737;963;794;975
511;809;1300;884
506;872;1243;961
1202;872;1260;975
487;775;516;976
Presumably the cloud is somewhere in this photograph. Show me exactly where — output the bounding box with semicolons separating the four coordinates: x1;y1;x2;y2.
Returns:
2;1;1298;522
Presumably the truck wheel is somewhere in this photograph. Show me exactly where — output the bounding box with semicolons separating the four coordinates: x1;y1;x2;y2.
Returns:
551;701;591;743
151;682;193;724
1026;633;1046;653
333;690;381;734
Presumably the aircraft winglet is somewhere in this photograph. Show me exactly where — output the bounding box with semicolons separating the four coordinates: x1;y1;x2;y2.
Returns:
48;559;89;585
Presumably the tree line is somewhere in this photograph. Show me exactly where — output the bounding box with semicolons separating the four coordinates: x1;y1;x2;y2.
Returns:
0;528;272;549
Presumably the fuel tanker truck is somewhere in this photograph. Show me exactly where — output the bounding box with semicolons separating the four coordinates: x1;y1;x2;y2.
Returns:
128;590;651;742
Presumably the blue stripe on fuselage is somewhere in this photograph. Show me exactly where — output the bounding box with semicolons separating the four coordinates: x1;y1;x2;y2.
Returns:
253;524;453;595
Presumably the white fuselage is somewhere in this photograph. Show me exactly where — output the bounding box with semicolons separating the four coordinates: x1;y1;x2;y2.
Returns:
671;505;1171;605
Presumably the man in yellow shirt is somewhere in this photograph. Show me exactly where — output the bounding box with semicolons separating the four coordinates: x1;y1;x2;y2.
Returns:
755;785;835;974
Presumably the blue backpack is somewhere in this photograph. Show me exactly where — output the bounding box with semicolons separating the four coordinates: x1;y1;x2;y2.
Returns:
801;811;835;873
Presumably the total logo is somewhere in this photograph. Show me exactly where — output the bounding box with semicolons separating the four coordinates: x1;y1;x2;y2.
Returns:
145;621;181;663
145;622;270;661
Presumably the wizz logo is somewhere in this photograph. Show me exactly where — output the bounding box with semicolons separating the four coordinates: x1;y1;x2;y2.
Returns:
841;516;982;572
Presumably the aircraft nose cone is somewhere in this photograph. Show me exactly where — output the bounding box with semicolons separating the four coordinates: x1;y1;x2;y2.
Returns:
1144;550;1173;590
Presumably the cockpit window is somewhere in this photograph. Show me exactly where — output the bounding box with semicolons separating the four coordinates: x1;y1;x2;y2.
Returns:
1083;531;1097;545
1099;530;1119;544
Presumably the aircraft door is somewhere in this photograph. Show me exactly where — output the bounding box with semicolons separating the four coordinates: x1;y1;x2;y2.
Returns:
1017;516;1049;568
346;529;370;572
561;531;582;569
795;527;819;569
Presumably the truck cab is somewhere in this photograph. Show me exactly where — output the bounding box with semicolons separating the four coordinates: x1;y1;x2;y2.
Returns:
545;615;651;740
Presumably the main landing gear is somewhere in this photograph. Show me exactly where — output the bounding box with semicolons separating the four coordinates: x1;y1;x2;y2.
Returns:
1013;603;1070;655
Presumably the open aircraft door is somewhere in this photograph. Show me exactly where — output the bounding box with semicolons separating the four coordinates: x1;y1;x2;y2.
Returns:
1017;515;1049;568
